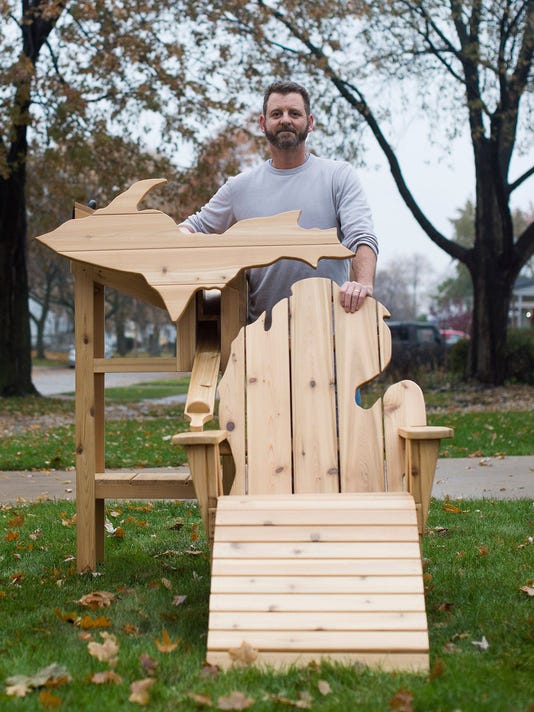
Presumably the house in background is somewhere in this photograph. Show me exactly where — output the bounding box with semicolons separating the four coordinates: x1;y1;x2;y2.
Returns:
510;277;534;327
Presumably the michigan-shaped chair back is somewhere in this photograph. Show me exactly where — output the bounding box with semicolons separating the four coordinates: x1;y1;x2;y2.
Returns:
219;277;426;498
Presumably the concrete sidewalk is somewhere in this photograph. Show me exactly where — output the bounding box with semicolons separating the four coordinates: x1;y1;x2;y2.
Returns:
1;457;532;504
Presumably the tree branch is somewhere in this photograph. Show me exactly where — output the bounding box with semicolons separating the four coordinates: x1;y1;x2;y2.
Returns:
508;164;534;193
258;0;470;265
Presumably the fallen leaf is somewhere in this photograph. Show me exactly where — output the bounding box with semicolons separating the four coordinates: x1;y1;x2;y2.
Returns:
129;678;155;705
429;658;445;681
87;632;119;666
217;690;255;710
442;504;470;514
389;687;414;711
172;594;187;607
90;670;123;685
5;663;71;697
39;689;62;708
139;651;158;676
520;585;534;597
78;614;112;629
318;679;331;695
476;545;489;556
4;531;19;541
154;628;179;653
123;623;141;636
265;693;312;708
77;591;115;608
200;662;220;679
471;635;489;651
161;577;172;590
188;692;213;706
7;513;25;527
6;682;28;697
228;641;258;666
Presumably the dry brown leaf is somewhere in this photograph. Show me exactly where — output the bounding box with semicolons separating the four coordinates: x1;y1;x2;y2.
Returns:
188;692;213;706
228;641;258;666
139;651;158;676
318;679;331;695
39;689;62;709
78;614;112;629
7;513;25;527
442;504;470;514
200;662;220;680
265;693;311;708
77;591;115;608
123;623;141;636
129;678;155;705
6;682;28;697
154;627;179;653
389;687;414;712
5;663;71;698
90;670;123;685
476;545;489;556
161;577;172;590
217;690;255;710
429;658;445;681
87;632;119;666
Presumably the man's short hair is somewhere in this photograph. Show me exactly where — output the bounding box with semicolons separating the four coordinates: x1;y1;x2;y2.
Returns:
263;81;311;117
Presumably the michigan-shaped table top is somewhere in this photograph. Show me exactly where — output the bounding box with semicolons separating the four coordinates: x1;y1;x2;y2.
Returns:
35;178;354;321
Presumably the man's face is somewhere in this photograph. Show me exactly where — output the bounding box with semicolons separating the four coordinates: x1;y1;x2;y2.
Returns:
260;92;313;150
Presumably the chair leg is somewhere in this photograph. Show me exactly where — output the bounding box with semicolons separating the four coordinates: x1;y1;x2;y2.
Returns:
185;444;223;551
405;439;441;535
96;499;105;563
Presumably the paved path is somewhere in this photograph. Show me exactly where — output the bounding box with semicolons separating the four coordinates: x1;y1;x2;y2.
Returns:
10;369;530;503
1;456;532;504
32;366;185;397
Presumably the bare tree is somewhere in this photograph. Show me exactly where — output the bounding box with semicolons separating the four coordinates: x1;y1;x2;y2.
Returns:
199;0;534;384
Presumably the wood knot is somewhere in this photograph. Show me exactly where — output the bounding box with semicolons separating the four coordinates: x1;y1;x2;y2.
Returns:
309;379;316;388
226;421;235;432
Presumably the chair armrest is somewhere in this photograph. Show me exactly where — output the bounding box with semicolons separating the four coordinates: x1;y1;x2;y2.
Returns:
398;426;454;440
398;425;453;535
172;430;228;447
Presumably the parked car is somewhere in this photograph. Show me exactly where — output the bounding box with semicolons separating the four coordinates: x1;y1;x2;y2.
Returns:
387;321;445;375
68;342;114;368
440;329;470;345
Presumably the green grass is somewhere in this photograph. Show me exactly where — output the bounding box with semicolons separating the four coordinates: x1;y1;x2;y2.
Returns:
2;394;533;471
0;498;532;710
102;379;190;403
428;411;534;457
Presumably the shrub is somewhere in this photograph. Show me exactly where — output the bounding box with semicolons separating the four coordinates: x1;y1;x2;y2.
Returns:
446;328;534;384
505;327;534;384
447;338;469;377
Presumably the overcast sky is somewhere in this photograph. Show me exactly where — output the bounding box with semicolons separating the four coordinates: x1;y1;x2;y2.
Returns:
357;122;533;283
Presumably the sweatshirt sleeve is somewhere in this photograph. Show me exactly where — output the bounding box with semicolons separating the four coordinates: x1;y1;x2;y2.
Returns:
335;163;379;256
181;179;236;234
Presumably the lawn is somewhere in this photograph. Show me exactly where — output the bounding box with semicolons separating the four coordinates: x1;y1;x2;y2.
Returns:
0;498;532;711
1;383;533;471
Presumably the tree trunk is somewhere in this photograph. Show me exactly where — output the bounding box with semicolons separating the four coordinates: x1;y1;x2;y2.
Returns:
0;161;37;396
468;141;518;384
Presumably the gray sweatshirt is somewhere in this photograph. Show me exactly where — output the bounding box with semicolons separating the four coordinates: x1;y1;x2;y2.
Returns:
183;153;378;322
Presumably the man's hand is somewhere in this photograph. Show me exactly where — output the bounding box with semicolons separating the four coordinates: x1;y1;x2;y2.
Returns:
339;281;373;313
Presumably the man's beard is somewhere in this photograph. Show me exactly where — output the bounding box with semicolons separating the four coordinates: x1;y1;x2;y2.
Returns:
264;121;310;149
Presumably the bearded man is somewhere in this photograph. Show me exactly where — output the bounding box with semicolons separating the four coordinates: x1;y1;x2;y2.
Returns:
179;80;378;322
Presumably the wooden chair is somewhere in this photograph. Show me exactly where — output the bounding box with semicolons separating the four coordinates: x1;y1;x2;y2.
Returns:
173;277;452;672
